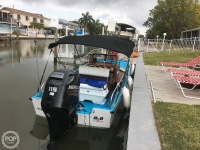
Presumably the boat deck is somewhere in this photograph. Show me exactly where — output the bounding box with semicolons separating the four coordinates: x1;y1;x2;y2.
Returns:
76;99;111;114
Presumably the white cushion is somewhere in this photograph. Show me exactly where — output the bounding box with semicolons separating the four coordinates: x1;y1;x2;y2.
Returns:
79;66;109;77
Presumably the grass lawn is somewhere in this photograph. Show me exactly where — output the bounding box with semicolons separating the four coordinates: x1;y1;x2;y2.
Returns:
143;51;200;66
153;102;200;150
143;51;200;150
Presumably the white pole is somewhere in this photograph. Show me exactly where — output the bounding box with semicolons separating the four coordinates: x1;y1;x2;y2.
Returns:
10;15;12;38
192;37;196;51
66;27;69;57
102;27;104;53
102;27;104;35
147;39;149;52
161;33;166;51
138;38;140;52
12;46;14;67
156;35;159;48
27;27;29;36
150;80;156;103
82;28;84;54
169;39;173;53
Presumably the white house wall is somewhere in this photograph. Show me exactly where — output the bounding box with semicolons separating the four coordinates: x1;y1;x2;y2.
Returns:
12;14;50;27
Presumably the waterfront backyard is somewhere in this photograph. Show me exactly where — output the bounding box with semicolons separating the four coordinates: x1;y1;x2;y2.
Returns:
144;52;200;150
1;39;200;149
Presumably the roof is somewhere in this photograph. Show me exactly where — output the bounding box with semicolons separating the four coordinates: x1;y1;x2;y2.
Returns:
58;18;79;27
48;35;135;57
182;27;200;32
117;23;136;33
117;23;136;29
1;7;50;20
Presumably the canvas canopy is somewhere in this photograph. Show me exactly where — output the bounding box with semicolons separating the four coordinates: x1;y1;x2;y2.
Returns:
48;35;135;57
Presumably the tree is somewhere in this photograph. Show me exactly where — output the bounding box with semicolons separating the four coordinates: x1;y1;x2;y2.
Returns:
78;11;94;33
58;28;66;36
13;26;20;42
138;34;144;38
143;0;200;39
71;20;80;25
37;23;45;33
87;19;105;35
30;21;45;36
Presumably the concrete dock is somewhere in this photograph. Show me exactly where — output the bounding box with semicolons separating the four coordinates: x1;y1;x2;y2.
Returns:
127;53;161;150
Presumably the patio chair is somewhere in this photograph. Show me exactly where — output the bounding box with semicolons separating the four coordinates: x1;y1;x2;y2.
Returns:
168;68;200;77
173;76;200;99
158;56;200;73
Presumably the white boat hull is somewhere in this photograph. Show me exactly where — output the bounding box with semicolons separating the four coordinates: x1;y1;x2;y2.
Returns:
32;98;46;118
31;97;123;128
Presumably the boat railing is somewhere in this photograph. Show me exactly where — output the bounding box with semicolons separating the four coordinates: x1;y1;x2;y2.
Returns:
110;70;126;107
41;82;46;91
80;48;103;62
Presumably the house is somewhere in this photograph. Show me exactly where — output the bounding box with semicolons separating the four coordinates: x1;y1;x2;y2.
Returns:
0;7;51;36
0;7;79;37
49;17;80;36
117;23;136;39
181;28;200;39
107;20;139;40
0;7;50;28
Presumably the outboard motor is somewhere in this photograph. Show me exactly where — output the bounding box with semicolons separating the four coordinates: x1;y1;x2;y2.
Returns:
41;69;79;143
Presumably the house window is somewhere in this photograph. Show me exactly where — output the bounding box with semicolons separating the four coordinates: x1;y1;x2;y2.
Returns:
26;16;29;21
33;17;37;22
17;14;21;20
40;19;44;23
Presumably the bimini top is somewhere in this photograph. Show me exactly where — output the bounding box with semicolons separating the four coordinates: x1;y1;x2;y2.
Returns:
48;35;135;57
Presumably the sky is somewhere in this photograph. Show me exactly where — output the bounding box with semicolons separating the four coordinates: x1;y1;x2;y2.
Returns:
1;0;158;35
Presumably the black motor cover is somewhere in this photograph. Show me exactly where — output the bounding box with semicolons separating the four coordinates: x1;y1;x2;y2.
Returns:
41;69;79;142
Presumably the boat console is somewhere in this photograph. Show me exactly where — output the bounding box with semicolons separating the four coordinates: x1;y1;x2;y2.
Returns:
79;66;109;104
79;53;119;104
88;53;119;86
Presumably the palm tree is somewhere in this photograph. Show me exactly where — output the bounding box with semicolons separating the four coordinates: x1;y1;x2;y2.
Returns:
37;23;45;34
30;21;38;32
88;19;105;35
13;26;20;42
78;11;94;33
30;21;45;36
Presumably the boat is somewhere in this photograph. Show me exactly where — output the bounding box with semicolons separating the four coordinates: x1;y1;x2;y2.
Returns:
29;35;135;144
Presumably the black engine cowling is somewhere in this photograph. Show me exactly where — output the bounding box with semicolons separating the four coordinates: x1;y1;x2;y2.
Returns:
41;69;79;142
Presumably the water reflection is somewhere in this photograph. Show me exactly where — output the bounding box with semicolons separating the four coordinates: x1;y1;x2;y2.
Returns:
29;42;45;57
0;39;95;68
0;40;54;67
31;108;127;150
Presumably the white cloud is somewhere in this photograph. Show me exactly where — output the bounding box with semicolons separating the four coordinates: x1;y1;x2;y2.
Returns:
1;0;157;34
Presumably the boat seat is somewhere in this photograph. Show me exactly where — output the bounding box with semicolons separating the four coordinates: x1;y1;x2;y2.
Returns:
79;66;109;104
79;66;109;78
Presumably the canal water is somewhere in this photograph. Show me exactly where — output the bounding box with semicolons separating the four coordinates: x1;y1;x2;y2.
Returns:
0;39;128;150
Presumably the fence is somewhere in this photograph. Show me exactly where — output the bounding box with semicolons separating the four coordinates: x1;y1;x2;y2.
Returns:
138;37;200;53
19;29;27;35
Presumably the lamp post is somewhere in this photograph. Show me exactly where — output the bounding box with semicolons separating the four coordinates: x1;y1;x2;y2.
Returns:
161;33;166;51
156;35;159;48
